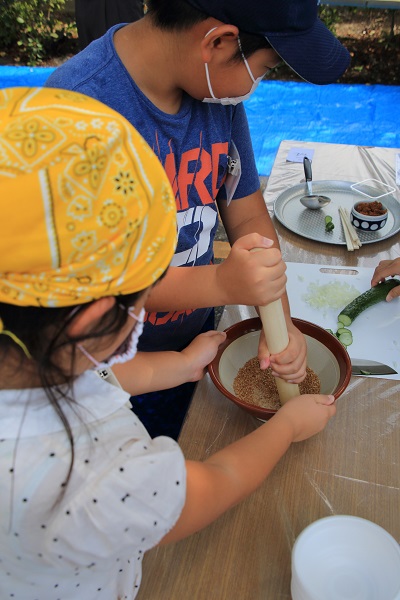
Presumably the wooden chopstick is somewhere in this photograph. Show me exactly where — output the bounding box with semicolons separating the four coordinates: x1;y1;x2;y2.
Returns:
339;206;362;251
339;208;354;251
344;207;362;249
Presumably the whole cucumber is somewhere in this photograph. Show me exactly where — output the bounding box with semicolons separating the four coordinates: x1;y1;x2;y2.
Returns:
338;278;400;327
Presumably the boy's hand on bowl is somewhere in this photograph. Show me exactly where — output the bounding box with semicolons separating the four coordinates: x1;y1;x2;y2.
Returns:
182;330;227;382
274;394;336;442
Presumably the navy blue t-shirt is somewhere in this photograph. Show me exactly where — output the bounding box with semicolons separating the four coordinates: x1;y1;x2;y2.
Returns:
46;24;260;351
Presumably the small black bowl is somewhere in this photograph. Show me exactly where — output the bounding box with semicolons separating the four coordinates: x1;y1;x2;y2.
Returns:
350;201;388;232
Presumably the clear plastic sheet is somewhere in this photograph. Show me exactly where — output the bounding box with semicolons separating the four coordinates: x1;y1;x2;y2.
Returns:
138;141;400;600
263;140;400;208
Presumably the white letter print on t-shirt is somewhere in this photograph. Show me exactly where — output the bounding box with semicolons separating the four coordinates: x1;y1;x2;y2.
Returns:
170;205;217;266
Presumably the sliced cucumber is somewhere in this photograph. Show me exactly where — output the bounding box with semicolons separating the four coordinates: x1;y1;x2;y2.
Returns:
325;215;334;232
338;279;400;327
336;327;351;336
338;330;353;347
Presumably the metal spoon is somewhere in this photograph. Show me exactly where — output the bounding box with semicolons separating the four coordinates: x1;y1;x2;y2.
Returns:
300;157;331;209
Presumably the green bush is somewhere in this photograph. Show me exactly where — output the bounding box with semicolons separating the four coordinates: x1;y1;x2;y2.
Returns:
0;0;76;66
319;5;342;33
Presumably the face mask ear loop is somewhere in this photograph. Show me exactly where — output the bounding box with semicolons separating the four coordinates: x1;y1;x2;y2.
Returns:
77;343;102;368
203;27;220;101
204;26;218;39
237;36;256;83
204;63;218;100
119;304;145;324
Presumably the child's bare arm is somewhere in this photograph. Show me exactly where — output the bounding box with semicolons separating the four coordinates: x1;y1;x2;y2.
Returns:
219;190;308;382
144;234;286;312
112;330;226;394
159;394;336;545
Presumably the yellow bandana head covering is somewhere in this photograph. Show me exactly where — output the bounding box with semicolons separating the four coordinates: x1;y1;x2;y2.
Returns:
0;87;177;307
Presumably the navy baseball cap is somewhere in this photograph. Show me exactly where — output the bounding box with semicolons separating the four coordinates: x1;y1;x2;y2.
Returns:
184;0;350;84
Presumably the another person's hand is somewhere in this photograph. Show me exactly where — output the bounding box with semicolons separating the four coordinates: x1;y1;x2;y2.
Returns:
216;233;287;307
181;330;227;382
371;258;400;301
274;393;336;442
257;319;307;383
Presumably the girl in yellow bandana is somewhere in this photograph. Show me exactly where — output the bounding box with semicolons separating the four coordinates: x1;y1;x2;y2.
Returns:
0;87;335;600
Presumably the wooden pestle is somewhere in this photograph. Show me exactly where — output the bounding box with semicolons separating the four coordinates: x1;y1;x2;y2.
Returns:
251;247;300;404
258;300;300;404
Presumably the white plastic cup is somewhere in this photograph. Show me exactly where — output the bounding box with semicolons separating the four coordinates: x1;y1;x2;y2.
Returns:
291;515;400;600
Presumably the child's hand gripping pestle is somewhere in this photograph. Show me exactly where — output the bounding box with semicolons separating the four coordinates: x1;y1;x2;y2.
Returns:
251;248;300;404
258;300;300;404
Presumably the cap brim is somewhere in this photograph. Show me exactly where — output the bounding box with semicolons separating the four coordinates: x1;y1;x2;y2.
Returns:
265;18;351;85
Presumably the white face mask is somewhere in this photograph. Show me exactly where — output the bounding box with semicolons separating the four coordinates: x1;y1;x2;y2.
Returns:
78;306;145;370
202;31;266;106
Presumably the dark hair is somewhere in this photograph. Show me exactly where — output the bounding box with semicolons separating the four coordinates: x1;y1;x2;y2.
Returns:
146;0;270;61
232;31;272;62
146;0;208;29
0;290;142;496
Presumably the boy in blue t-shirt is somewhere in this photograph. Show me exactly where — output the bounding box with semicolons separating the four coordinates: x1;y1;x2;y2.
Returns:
46;0;350;438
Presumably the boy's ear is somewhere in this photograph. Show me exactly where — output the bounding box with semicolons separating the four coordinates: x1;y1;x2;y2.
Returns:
200;24;239;63
67;297;116;337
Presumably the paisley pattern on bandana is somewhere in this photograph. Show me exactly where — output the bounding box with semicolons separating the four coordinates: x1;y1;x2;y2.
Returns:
0;87;177;307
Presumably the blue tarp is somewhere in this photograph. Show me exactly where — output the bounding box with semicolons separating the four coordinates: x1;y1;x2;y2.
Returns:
1;66;399;176
246;81;400;175
0;66;56;88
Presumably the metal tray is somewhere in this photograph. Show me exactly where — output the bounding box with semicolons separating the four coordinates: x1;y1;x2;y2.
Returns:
273;180;400;245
